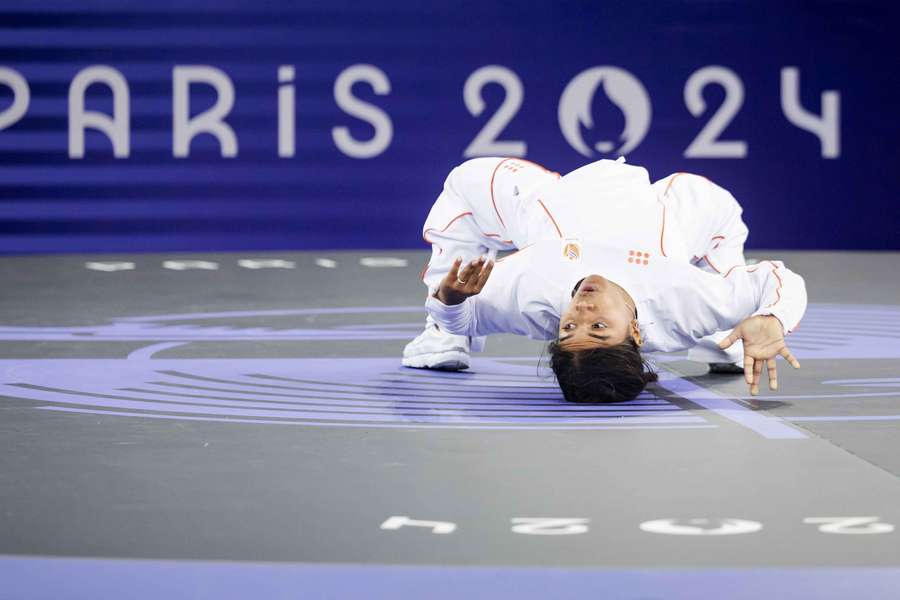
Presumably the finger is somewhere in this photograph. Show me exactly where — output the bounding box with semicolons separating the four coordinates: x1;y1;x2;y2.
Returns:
779;347;801;369
718;329;740;350
767;358;778;391
719;326;741;350
467;257;487;286
468;258;488;290
447;257;462;282
457;259;480;283
751;359;763;396
474;260;494;289
471;256;487;278
743;355;754;385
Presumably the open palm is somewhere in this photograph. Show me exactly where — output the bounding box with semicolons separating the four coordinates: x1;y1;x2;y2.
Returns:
435;257;494;306
719;315;801;395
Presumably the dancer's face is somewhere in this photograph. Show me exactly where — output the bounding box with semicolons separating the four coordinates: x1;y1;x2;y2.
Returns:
558;275;641;351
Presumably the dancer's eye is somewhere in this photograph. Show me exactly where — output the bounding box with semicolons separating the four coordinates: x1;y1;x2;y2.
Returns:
592;322;608;329
562;323;576;330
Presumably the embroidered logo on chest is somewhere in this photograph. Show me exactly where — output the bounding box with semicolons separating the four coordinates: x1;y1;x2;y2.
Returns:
562;240;582;262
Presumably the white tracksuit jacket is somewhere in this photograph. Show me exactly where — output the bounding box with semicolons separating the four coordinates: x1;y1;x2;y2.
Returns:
419;157;807;359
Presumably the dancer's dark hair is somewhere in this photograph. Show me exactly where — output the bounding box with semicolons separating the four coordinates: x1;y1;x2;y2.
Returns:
548;338;657;403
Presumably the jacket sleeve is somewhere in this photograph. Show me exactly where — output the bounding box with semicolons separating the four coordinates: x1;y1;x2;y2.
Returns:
737;260;807;334
421;158;538;293
423;257;515;338
654;259;807;351
424;247;558;340
424;293;480;337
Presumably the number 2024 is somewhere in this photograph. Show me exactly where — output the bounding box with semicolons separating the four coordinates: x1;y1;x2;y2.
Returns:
463;65;840;160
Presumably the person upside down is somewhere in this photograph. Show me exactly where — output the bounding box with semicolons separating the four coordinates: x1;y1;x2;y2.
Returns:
403;157;807;402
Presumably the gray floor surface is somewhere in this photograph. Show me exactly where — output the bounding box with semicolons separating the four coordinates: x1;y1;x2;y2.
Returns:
0;250;898;568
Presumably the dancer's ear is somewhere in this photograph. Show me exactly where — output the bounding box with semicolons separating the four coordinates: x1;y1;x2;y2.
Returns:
630;319;642;347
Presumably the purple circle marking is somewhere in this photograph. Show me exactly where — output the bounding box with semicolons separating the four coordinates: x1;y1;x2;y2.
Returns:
0;303;898;429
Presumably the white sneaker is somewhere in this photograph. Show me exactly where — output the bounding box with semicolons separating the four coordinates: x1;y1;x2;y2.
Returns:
402;325;470;370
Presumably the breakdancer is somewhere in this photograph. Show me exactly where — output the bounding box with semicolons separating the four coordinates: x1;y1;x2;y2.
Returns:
403;158;806;401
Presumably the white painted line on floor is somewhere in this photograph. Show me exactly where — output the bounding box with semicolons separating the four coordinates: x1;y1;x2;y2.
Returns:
85;261;135;272
655;369;808;440
162;260;219;271
238;259;296;269
360;257;408;267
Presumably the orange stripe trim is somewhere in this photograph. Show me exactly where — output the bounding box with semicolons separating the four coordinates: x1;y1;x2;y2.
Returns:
659;204;668;257
535;198;563;238
422;211;473;244
711;235;725;250
723;261;783;311
657;173;689;258
724;264;759;278
489;158;513;228
663;172;687;196
489;158;561;230
766;261;784;308
702;254;721;273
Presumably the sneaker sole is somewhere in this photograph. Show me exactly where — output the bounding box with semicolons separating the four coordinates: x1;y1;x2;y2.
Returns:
402;350;470;371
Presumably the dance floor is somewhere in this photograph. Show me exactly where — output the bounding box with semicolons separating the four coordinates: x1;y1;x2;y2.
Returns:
1;249;898;599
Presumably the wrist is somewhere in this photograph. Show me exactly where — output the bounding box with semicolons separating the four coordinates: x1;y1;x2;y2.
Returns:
434;288;461;306
750;311;787;335
759;313;787;334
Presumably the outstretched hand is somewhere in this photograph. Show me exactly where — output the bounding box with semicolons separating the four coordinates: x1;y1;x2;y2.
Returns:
718;315;801;396
435;257;494;306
